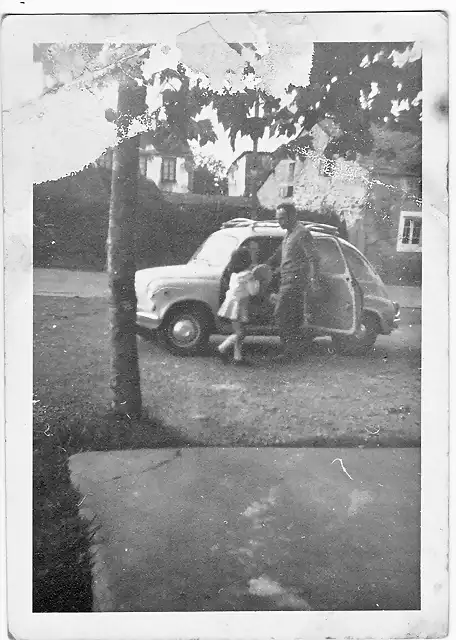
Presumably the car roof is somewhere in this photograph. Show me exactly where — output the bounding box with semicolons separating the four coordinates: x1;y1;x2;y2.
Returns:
212;219;381;275
217;218;341;240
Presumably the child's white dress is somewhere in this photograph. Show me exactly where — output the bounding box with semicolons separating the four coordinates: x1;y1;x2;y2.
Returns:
218;270;259;323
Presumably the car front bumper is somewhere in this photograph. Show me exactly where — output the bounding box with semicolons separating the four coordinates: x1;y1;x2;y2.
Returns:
137;311;161;331
381;308;400;334
392;303;401;329
374;307;400;335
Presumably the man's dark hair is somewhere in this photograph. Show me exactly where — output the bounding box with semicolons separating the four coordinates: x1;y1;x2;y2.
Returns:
277;202;297;219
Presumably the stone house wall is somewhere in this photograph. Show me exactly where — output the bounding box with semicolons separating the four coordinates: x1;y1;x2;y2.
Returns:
363;174;422;285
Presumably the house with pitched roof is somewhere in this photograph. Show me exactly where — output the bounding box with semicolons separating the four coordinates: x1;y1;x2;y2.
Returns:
252;118;421;284
257;120;370;220
97;132;194;194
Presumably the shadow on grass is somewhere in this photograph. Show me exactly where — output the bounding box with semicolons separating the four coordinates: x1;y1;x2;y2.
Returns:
33;404;197;613
226;433;421;448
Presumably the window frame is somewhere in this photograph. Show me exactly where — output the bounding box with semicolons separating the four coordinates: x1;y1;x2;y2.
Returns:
340;243;378;283
279;185;294;198
161;156;177;183
138;155;147;177
240;236;283;265
288;161;296;181
397;211;422;253
315;236;347;275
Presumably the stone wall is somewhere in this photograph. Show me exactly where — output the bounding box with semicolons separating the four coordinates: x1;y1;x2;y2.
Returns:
363;176;422;285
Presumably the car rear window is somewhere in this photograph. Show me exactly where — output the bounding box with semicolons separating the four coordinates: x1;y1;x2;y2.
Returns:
316;237;346;275
341;245;377;282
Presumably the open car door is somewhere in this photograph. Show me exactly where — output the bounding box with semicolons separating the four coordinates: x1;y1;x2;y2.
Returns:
306;236;363;335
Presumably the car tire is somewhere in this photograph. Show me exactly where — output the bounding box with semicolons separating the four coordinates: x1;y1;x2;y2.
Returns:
332;314;379;355
136;325;156;342
159;306;212;356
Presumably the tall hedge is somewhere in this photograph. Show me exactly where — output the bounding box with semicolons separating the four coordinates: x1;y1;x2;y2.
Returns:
33;166;349;271
33;167;261;271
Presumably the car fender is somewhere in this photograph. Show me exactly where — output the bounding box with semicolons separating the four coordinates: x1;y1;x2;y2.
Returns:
361;305;389;334
154;285;218;324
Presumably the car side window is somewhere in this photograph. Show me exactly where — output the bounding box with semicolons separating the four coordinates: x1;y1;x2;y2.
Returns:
241;237;282;264
341;245;377;282
315;237;346;275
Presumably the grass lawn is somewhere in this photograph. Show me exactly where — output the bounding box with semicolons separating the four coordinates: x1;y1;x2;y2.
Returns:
35;296;420;449
33;295;420;611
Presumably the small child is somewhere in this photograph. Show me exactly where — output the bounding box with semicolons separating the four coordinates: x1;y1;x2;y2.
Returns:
217;247;260;364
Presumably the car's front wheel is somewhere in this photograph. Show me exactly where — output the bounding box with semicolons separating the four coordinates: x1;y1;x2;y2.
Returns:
332;314;379;355
159;306;212;356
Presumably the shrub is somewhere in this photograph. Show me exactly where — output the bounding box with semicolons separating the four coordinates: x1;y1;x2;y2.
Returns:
33;167;269;271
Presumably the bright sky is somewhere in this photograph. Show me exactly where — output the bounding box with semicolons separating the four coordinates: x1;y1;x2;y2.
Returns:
29;58;293;170
189;106;292;169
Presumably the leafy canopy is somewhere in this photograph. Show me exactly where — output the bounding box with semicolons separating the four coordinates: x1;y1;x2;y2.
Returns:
210;42;421;158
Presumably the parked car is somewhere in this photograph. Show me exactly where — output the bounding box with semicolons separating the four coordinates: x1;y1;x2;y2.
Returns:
135;218;400;356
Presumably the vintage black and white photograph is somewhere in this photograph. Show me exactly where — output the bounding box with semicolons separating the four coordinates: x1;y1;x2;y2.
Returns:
2;8;449;640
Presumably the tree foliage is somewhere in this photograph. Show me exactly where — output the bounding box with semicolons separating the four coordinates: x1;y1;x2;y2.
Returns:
192;153;228;195
366;123;421;175
35;44;217;156
212;86;267;149
209;42;422;159
293;42;421;133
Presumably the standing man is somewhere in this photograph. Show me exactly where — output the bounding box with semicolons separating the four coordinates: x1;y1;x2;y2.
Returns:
267;203;320;362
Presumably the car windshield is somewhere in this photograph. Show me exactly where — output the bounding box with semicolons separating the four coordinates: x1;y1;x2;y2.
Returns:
189;232;240;267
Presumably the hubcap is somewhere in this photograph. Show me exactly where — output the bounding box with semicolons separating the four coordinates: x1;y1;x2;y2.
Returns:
356;323;367;339
171;317;200;347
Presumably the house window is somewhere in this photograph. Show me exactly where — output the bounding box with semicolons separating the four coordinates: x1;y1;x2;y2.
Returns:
279;185;294;198
397;211;422;253
139;155;147;177
288;162;296;181
161;157;177;183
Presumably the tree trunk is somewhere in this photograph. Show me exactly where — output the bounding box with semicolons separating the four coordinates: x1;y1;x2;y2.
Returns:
107;75;146;417
251;94;260;219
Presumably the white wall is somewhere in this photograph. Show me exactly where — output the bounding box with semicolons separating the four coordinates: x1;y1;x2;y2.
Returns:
176;158;190;193
258;121;370;244
146;156;161;184
227;155;246;197
258;152;370;237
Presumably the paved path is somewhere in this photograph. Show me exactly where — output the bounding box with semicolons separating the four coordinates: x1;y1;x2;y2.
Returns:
386;285;421;309
70;447;420;613
34;268;109;298
34;268;422;308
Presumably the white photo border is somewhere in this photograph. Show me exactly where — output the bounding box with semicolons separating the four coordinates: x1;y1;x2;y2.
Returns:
1;6;449;640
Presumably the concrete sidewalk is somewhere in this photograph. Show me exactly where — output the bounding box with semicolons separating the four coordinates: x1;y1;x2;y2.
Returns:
34;268;110;298
70;447;420;612
34;268;422;309
386;285;421;309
